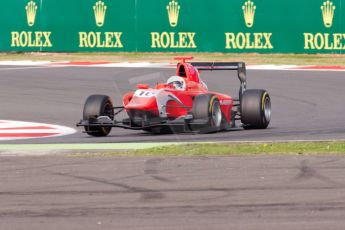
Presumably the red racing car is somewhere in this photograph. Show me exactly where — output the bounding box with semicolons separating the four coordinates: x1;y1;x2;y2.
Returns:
77;57;271;136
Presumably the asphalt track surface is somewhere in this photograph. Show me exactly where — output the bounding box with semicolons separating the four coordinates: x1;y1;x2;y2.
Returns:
1;155;345;230
0;65;345;143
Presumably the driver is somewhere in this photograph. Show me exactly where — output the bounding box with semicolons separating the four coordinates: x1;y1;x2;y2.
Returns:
166;76;186;91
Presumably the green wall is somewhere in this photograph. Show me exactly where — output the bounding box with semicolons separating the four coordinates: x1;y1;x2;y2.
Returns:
0;0;344;53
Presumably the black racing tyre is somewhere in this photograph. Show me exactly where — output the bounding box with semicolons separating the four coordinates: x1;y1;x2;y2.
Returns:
83;95;114;137
241;89;271;129
192;94;222;130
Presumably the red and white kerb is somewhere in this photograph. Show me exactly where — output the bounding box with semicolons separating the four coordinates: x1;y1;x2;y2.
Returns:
0;120;76;141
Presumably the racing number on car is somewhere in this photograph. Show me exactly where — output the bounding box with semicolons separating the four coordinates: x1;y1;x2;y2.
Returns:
134;90;158;98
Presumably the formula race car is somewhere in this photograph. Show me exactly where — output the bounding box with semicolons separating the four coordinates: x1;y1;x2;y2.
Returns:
77;57;271;136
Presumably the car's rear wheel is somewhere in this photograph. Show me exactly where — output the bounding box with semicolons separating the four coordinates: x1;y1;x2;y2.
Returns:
191;94;222;131
241;89;271;129
83;95;114;136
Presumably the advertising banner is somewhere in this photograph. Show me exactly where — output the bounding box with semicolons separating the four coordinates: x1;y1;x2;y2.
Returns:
0;0;343;53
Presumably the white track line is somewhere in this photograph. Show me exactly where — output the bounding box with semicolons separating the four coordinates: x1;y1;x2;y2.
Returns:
0;61;52;65
0;66;67;71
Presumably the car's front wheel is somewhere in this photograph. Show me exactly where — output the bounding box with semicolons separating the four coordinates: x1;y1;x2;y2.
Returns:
83;95;114;136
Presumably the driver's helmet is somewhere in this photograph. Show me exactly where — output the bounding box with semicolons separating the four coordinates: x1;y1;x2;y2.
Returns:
166;76;186;91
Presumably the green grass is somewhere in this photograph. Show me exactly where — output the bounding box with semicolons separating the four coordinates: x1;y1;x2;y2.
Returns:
133;141;345;156
69;141;345;157
1;52;345;66
2;141;344;157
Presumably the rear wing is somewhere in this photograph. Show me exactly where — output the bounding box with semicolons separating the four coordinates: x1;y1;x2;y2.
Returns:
191;62;247;99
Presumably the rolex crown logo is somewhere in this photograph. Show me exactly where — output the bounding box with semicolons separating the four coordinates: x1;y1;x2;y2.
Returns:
25;0;37;27
242;0;256;28
93;1;107;27
167;0;180;27
321;0;335;28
